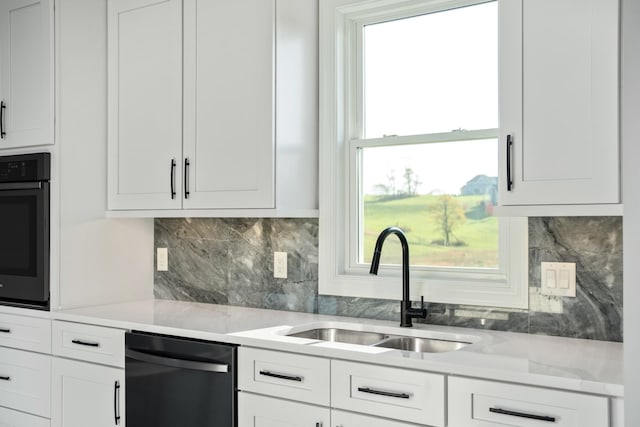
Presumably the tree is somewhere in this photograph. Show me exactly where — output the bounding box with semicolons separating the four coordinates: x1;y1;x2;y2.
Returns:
403;167;421;196
386;170;397;196
430;195;466;246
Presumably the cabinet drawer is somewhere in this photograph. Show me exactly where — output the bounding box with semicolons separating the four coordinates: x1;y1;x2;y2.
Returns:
0;347;51;418
331;360;445;427
0;406;50;427
0;313;51;353
238;347;330;406
448;376;609;427
52;321;125;367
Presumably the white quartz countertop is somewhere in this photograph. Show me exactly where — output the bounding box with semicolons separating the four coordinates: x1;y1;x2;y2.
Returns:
50;299;623;397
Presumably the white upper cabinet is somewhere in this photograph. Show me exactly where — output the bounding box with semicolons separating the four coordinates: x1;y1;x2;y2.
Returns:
0;0;53;149
108;0;291;213
183;0;274;209
107;0;183;210
498;0;619;212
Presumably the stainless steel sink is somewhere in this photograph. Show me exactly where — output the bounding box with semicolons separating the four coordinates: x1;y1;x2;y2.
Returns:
373;336;471;353
287;328;389;346
286;327;473;353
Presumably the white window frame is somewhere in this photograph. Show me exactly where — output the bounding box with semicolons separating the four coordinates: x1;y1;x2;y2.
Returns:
318;0;529;308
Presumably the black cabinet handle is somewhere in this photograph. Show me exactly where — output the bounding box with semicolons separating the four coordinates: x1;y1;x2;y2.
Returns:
506;134;513;191
259;370;303;382
114;380;121;425
0;328;10;333
357;387;411;399
0;101;6;139
184;158;190;199
71;339;100;347
170;159;176;199
489;407;556;422
0;376;10;381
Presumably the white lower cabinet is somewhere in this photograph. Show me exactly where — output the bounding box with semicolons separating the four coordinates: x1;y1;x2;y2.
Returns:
238;347;330;406
51;357;124;427
239;347;616;427
50;321;126;427
332;409;423;427
238;393;330;427
331;360;445;427
448;376;609;427
0;347;51;418
238;347;445;427
0;407;49;427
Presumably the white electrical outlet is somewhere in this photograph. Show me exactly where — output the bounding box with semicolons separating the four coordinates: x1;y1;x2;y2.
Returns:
274;252;287;278
157;248;168;271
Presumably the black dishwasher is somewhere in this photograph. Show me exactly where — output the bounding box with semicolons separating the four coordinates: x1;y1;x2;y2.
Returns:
125;331;237;427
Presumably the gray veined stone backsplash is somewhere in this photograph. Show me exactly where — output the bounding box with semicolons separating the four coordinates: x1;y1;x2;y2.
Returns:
154;216;623;342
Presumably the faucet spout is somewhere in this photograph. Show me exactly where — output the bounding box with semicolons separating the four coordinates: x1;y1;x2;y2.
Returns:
369;226;427;327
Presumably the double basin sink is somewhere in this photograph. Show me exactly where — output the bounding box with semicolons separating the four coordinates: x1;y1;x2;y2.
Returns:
287;327;472;353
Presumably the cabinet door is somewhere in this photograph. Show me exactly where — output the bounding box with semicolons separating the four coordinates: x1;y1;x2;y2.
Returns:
499;0;619;206
182;0;275;209
238;393;329;427
51;358;124;427
332;410;420;427
107;0;183;210
0;407;49;427
0;0;53;148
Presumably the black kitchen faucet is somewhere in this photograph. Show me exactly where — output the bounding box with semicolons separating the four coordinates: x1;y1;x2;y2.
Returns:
369;226;427;327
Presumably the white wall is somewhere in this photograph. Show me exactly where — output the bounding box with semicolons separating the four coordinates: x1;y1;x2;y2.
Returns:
622;0;640;424
55;0;153;309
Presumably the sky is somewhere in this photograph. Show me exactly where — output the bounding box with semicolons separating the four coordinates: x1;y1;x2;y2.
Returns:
360;1;498;195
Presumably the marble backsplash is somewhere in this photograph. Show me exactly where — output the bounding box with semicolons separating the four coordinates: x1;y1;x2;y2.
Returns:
154;217;623;342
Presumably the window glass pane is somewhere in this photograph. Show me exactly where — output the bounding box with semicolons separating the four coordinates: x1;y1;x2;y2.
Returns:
363;2;498;138
361;139;499;268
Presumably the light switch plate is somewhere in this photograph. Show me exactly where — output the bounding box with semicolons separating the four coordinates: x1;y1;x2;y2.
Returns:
540;262;576;297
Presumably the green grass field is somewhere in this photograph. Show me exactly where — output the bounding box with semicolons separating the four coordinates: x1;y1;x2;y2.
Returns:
363;194;498;267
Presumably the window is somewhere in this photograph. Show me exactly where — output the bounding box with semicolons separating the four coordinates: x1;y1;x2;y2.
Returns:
319;0;528;308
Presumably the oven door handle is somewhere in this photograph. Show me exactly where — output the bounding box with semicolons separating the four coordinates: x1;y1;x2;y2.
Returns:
0;182;42;191
126;348;230;373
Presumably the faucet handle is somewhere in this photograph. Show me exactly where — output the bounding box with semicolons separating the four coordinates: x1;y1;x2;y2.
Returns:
420;296;427;319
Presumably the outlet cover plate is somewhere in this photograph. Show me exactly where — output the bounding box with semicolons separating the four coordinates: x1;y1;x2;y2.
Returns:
274;252;287;279
157;248;168;271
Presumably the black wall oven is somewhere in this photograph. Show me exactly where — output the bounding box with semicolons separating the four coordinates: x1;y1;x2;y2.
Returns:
0;153;50;310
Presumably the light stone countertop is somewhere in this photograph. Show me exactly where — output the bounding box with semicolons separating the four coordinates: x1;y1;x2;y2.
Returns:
46;299;623;397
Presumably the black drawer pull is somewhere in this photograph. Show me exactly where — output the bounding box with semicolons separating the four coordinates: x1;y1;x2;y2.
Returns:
259;370;303;382
489;407;556;422
0;376;10;381
357;387;411;399
72;339;100;347
0;328;10;333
